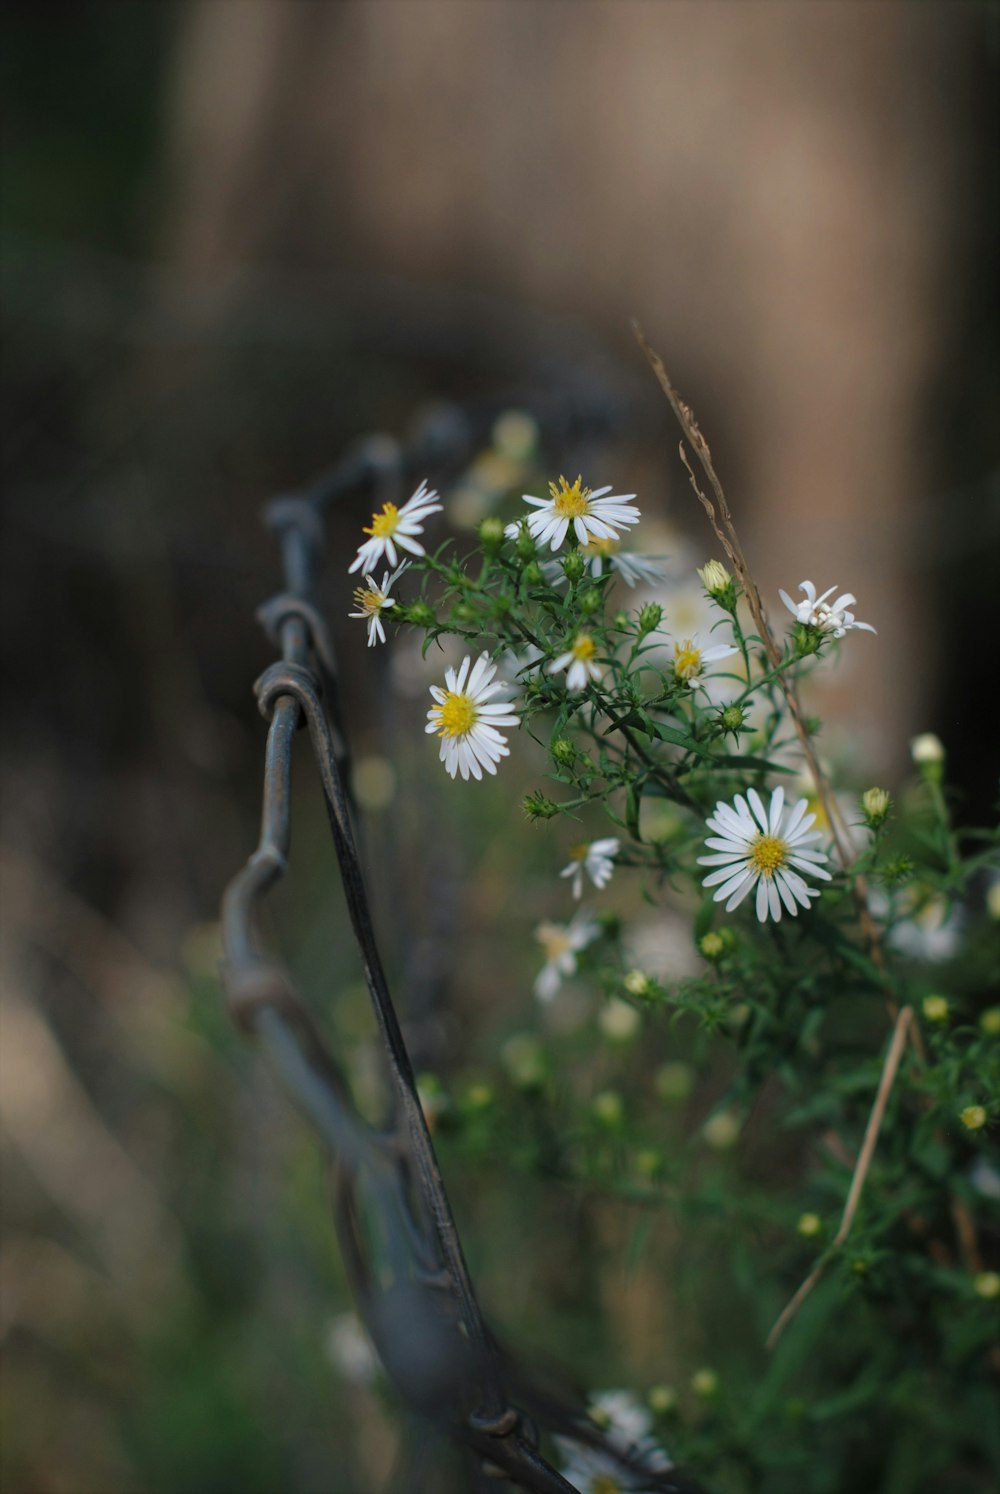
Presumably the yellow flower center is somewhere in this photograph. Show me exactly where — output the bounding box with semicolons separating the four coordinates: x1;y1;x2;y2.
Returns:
352;586;382;615
548;474;592;518
582;536;619;557
537;923;572;961
749;834;788;878
674;639;703;680
571;634;597;662
568;842;589;862
364;501;400;538
436;691;477;738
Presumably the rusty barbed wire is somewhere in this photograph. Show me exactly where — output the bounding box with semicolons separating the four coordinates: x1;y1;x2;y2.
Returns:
220;395;706;1493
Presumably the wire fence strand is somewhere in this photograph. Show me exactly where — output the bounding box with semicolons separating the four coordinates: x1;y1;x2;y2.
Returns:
220;397;705;1492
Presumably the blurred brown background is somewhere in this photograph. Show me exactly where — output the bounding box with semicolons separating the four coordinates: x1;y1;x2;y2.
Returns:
2;3;997;1490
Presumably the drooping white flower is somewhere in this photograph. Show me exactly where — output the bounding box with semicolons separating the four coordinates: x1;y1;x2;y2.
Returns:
506;475;640;552
560;838;620;899
557;1389;672;1493
548;633;605;692
425;653;519;781
778;579;876;637
534;911;600;1001
671;634;738;686
349;479;442;574
348;564;406;645
698;786;832;922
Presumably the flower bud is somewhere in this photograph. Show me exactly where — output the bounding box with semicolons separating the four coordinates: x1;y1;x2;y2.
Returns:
648;1385;677;1415
515;525;536;560
691;1368;719;1400
656;1062;694;1103
464;1082;494;1111
523;792;560;822
599;997;641;1042
703;1110;741;1150
910;732;945;765
974;1271;1000;1300
478;515;505;551
797;1212;822;1238
623;969;650;997
500;1034;547;1090
986;880;1000;922
960;1105;988;1132
635;1148;663;1179
451;602;477;623
404;600;436;628
861;787;891;829
561;551;585;583
551;736;575;765
718;703;747;735
592;1090;624;1128
699;931;725;961
980;1007;1000;1036
697;559;731;594
697;559;737;609
612;609;629;630
922;994;949;1023
522;561;543;586
578;587;602;616
638;602;663;634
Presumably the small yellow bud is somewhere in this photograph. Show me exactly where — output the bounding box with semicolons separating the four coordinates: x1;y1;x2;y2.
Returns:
922;994;949;1023
655;1062;694;1103
691;1368;719;1399
980;1007;1000;1036
703;1110;741;1150
699;931;725;960
697;559;733;598
500;1034;546;1090
910;732;945;764
592;1090;624;1128
635;1148;663;1179
861;787;891;827
623;969;650;997
599;998;642;1042
797;1212;822;1238
960;1105;988;1132
648;1384;677;1415
465;1083;494;1111
974;1271;1000;1300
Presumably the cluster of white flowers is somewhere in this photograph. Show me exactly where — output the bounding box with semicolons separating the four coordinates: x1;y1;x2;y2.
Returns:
345;478;878;937
556;1389;672;1493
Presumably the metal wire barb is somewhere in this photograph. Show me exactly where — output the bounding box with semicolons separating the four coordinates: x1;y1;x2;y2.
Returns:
220;399;705;1493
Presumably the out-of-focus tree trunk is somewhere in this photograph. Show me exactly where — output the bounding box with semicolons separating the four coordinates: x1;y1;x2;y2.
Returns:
162;0;981;776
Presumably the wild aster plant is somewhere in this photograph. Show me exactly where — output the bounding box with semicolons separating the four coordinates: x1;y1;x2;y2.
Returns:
343;430;999;1494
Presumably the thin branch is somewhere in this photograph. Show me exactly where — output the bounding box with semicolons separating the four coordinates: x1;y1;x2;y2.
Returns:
766;1006;913;1348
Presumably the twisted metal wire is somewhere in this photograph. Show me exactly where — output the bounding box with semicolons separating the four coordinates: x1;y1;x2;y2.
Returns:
220;400;706;1493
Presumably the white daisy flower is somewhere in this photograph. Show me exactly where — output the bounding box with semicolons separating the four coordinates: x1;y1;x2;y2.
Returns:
560;838;620;899
557;1389;672;1493
671;634;738;686
347;564;405;646
425;652;519;781
548;633;605;692
534;911;600;1001
348;479;442;574
698;786;832;922
505;475;640;552
778;580;876;637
